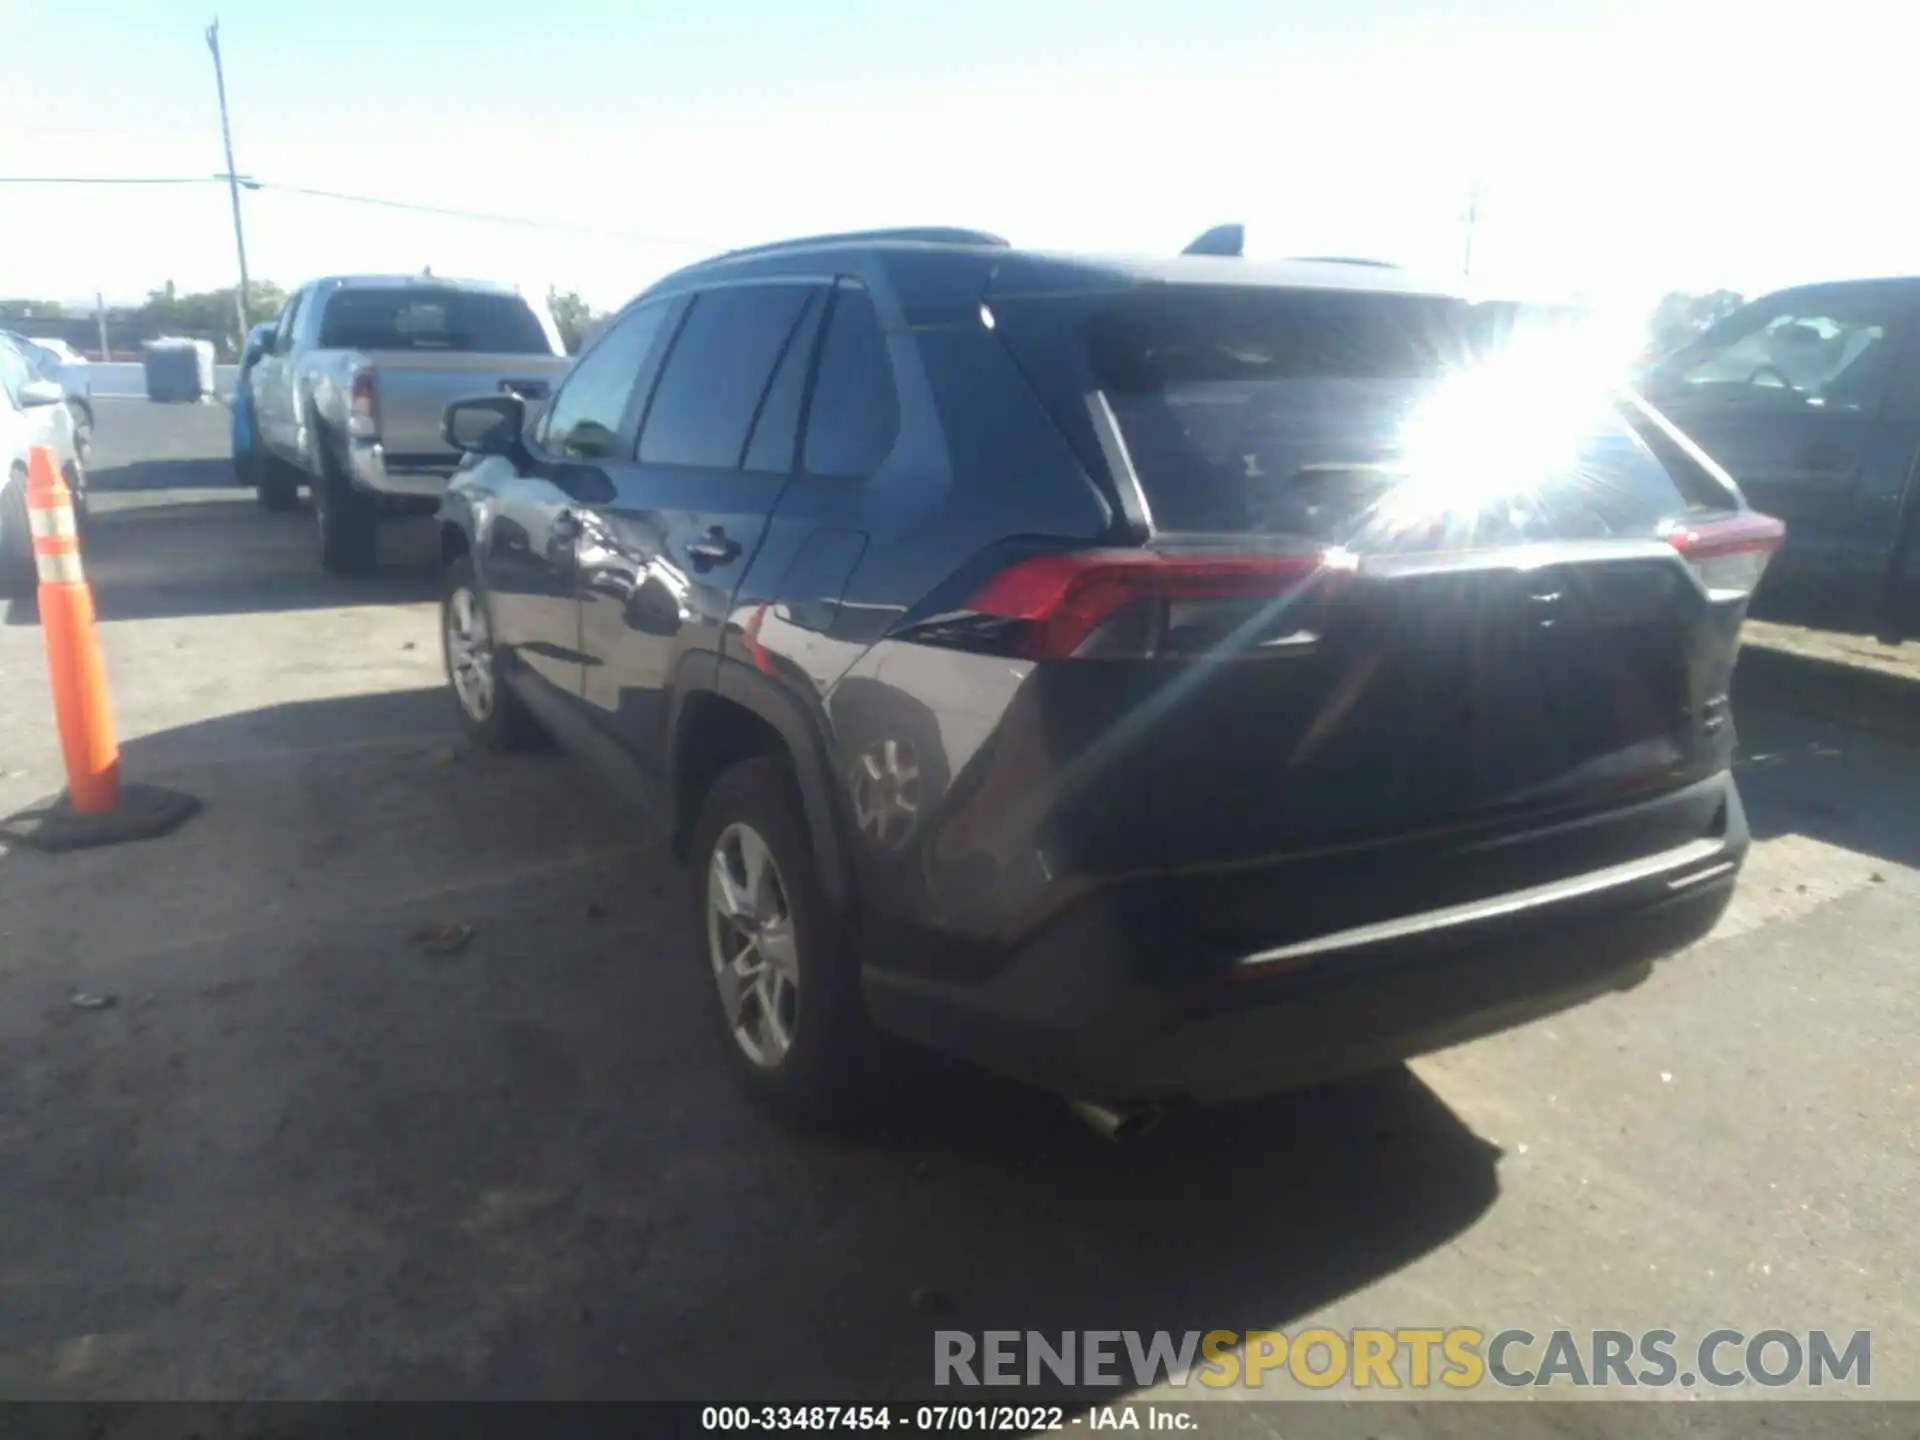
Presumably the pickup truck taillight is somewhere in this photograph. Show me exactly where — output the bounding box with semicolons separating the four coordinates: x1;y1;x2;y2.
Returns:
1663;511;1786;601
348;371;379;440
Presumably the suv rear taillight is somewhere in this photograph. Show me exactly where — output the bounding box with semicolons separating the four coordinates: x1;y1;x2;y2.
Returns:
966;548;1359;660
348;370;379;439
1662;511;1785;601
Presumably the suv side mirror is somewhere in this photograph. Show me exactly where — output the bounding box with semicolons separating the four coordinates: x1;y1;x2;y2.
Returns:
19;379;64;408
444;393;525;457
243;328;275;367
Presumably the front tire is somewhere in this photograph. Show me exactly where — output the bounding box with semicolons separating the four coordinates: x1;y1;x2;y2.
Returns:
312;440;377;573
1;466;32;599
692;755;873;1128
442;554;543;752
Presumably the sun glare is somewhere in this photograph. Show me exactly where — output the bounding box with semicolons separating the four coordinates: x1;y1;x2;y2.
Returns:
1362;305;1645;544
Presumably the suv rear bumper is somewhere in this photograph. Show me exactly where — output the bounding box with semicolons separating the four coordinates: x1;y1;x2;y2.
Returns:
861;772;1746;1104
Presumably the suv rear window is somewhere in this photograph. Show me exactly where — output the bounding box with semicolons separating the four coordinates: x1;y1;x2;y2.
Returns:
317;288;553;354
1089;289;1693;548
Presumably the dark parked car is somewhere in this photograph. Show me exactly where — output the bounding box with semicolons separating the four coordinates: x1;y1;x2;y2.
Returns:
436;228;1779;1130
1639;276;1920;634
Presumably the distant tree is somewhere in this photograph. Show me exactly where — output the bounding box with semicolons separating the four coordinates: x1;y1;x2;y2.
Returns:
245;281;289;327
546;288;598;354
0;299;68;323
137;281;287;358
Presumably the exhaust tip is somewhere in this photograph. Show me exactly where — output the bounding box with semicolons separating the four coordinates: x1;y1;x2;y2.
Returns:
1069;1098;1164;1142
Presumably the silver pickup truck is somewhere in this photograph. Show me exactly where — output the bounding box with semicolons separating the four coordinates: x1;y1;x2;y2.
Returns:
238;275;572;572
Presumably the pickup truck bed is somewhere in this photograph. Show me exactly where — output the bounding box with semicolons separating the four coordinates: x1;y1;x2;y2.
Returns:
238;275;572;573
350;350;565;467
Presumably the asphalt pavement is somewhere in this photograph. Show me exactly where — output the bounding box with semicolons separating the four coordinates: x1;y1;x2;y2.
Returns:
0;399;1914;1424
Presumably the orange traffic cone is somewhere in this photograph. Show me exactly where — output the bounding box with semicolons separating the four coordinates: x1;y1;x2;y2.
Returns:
28;444;119;812
0;446;198;852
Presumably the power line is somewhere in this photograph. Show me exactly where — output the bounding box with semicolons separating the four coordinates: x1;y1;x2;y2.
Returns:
246;180;726;250
0;175;220;185
1;170;734;257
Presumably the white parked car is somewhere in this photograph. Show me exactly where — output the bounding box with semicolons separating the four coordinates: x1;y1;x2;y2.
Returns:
22;337;84;366
1;330;93;462
0;335;87;598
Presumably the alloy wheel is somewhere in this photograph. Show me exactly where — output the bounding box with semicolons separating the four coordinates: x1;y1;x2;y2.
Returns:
445;585;496;722
851;738;922;849
706;821;800;1068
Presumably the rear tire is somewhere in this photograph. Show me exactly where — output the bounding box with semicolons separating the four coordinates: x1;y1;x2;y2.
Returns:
255;453;300;512
67;401;93;465
442;554;544;752
691;755;874;1129
312;439;377;573
64;458;90;537
1;466;32;599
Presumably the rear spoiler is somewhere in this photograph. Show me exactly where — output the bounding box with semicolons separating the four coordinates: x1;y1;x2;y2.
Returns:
1182;224;1245;257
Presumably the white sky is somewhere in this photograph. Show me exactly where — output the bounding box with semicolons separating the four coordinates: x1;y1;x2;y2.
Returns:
1;0;1913;320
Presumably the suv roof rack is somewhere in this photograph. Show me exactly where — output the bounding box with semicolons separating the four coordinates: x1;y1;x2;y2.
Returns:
714;227;1012;263
1290;256;1400;268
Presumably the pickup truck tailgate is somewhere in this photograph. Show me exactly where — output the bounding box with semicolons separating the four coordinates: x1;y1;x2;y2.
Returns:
367;352;572;462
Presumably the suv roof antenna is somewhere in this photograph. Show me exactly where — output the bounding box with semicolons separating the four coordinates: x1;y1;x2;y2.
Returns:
1182;224;1244;258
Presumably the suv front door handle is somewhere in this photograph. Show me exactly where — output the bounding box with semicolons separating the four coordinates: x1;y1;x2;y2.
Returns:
686;527;741;568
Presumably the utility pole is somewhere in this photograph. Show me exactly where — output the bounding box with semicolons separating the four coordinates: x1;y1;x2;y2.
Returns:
1461;183;1481;283
205;19;252;347
94;292;110;362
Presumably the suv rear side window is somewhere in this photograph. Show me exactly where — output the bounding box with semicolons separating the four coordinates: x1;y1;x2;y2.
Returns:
318;289;552;354
640;285;814;470
1089;289;1691;547
803;288;897;478
743;291;826;475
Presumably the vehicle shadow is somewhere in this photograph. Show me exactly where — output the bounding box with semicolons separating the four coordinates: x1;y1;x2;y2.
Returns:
1733;701;1920;870
84;457;237;495
0;687;1502;1403
1;499;441;626
556;1066;1503;1405
1749;578;1917;642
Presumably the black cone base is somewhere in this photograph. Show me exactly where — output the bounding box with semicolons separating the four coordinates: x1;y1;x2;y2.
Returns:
0;783;201;853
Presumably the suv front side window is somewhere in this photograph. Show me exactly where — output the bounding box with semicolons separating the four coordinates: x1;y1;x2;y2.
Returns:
540;299;675;460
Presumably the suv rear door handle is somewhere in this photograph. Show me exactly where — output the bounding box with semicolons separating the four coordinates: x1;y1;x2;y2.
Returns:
686;527;741;567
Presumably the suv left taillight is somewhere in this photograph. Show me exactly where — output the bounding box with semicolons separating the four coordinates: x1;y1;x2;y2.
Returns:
963;547;1359;660
1662;511;1786;601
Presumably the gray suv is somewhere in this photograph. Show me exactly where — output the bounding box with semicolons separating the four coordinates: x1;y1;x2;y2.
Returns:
436;228;1777;1131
